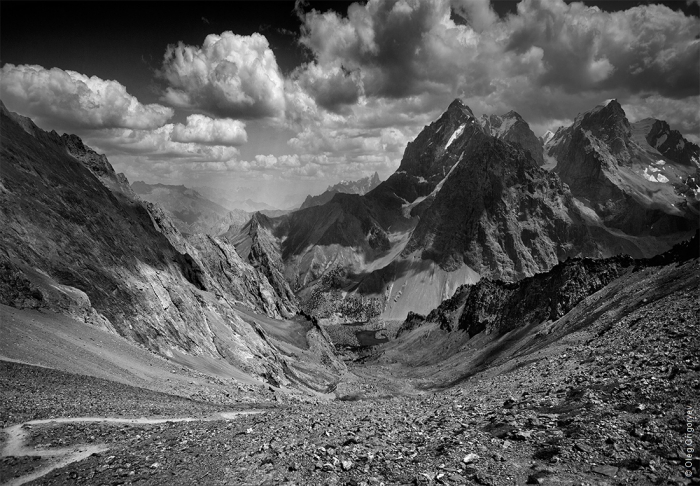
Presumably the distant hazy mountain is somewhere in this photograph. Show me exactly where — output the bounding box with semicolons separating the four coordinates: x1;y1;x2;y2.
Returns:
131;181;234;235
300;172;382;209
191;185;278;212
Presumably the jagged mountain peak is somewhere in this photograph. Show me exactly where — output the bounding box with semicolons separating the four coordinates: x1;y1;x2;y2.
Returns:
502;110;524;120
578;98;630;132
446;98;475;119
248;211;273;231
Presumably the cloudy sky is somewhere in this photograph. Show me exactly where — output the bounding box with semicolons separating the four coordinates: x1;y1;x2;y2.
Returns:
1;0;698;207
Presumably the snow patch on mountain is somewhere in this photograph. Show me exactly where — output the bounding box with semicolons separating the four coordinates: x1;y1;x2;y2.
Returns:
542;130;555;145
445;124;465;150
402;152;465;218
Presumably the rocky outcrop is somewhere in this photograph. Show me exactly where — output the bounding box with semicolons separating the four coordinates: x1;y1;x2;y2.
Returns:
226;213;299;318
62;133;136;199
480;111;544;166
402;231;698;338
300;172;382;209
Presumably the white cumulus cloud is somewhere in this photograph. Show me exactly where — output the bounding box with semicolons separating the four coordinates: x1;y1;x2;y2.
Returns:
171;114;247;146
0;64;173;130
159;32;286;119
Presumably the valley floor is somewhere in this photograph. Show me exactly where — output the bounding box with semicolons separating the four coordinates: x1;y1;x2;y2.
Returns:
2;261;699;486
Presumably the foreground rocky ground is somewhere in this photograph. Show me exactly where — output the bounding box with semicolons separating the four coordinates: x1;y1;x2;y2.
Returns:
2;256;698;485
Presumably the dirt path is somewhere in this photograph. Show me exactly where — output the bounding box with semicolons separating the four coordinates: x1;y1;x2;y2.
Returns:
1;411;262;486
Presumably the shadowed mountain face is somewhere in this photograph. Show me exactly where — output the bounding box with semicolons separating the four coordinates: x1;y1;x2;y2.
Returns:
300;172;382;209
402;138;595;280
0;102;344;391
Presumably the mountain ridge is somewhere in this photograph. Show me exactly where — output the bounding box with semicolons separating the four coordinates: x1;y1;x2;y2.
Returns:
245;98;698;320
300;172;382;210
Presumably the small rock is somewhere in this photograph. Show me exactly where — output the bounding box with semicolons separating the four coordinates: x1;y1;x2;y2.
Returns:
463;453;479;464
513;430;532;441
575;442;593;453
592;465;618;477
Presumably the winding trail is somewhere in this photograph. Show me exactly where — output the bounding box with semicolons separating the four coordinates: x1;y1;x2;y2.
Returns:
1;411;262;486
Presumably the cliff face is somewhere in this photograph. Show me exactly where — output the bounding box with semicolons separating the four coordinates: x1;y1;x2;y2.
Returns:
402;138;596;280
0;103;342;391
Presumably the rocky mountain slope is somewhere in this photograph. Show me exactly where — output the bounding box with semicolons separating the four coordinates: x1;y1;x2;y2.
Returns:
2;233;697;486
0;101;343;393
546;100;699;236
383;230;698;370
300;172;382;209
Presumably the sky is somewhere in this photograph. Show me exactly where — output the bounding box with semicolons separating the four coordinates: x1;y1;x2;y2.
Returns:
1;0;699;208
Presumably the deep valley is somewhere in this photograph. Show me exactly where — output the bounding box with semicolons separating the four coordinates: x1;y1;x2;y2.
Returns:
1;93;698;486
